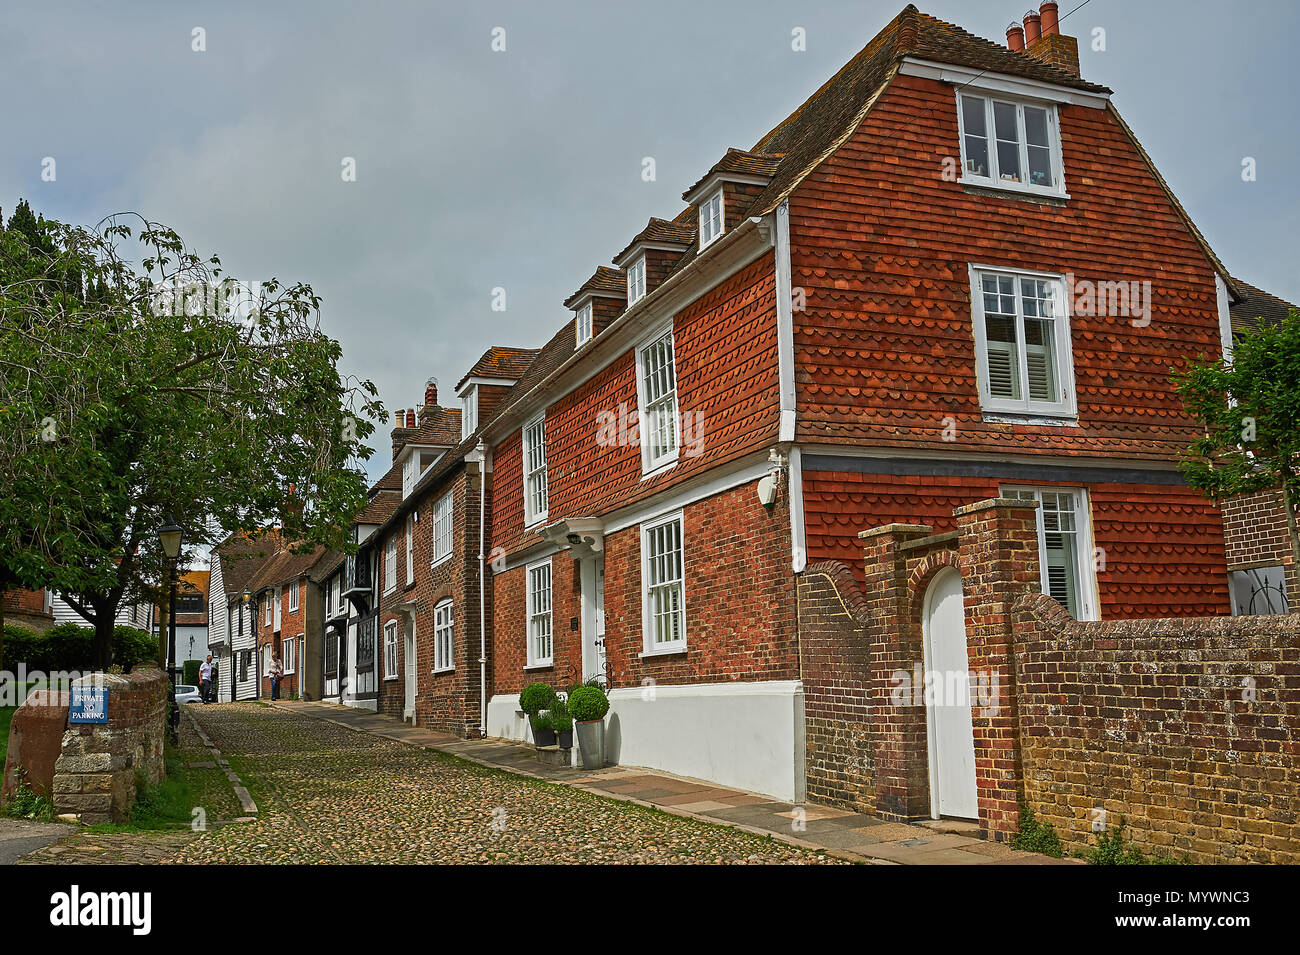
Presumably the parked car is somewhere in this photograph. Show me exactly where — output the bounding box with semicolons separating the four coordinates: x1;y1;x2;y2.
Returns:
174;684;202;704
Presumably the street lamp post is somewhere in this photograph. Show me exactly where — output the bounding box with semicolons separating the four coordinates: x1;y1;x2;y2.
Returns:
236;589;251;702
158;515;184;744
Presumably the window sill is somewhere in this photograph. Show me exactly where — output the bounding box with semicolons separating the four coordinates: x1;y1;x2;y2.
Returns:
981;410;1079;427
430;553;453;570
524;662;554;671
958;175;1069;203
432;666;455;676
639;647;687;659
640;457;678;481
383;675;399;682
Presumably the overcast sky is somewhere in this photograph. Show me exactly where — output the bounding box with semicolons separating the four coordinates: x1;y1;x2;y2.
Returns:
3;0;1297;487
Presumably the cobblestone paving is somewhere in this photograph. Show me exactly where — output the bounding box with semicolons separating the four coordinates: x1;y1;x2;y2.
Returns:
158;703;842;864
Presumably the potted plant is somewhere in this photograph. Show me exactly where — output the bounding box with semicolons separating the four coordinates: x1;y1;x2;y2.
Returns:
551;697;574;749
567;684;610;769
519;681;557;745
529;710;557;748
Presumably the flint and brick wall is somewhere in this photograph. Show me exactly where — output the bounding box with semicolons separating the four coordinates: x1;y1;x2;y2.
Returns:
1015;595;1300;864
52;669;168;825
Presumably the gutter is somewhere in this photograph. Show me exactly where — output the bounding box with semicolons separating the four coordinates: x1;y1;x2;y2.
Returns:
467;441;489;737
773;199;806;574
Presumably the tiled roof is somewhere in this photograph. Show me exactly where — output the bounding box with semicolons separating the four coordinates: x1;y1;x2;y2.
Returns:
247;544;330;594
356;489;402;526
455;347;541;390
371;460;402;493
404;404;462;449
682;148;785;200
563;266;627;309
214;531;277;600
745;5;1108;218
613;217;695;264
1229;278;1296;335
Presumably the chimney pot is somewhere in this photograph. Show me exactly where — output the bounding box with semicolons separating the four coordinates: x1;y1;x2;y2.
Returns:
406;409;416;429
1040;1;1060;36
1007;21;1026;52
1023;10;1042;45
424;376;438;409
394;409;405;429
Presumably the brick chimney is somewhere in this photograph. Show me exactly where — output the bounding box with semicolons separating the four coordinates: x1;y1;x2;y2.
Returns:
392;408;412;460
1021;2;1080;76
418;376;439;425
1006;21;1025;52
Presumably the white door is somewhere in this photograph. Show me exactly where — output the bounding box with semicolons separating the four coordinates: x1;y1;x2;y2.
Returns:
404;617;416;722
581;557;608;684
922;568;978;819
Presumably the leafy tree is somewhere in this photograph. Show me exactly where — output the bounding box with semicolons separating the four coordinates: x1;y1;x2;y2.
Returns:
0;203;384;669
1175;308;1300;580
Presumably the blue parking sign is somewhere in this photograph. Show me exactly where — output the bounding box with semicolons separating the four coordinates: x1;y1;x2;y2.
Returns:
69;685;109;724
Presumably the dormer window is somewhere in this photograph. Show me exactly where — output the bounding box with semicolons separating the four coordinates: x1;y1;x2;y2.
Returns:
699;189;724;248
575;303;593;348
461;388;477;440
401;455;417;497
627;256;646;304
957;92;1064;197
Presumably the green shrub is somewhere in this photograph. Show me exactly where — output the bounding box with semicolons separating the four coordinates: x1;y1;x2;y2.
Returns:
2;769;53;822
1;622;157;673
1083;817;1186;865
529;711;553;732
1010;803;1064;858
550;697;573;732
567;684;609;722
183;660;201;686
519;682;557;716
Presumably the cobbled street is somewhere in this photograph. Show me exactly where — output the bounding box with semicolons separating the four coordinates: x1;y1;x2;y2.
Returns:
26;703;842;865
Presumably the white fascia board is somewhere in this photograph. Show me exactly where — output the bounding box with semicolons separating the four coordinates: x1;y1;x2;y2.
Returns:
803;443;1185;472
682;172;772;206
899;57;1110;109
1215;273;1234;364
612;241;690;270
774;200;796;442
456;376;517;397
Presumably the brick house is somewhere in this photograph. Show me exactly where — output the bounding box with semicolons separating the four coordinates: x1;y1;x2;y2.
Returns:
463;3;1293;803
249;541;334;700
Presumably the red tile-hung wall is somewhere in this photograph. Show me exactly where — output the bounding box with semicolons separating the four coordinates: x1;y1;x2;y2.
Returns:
786;73;1226;460
492;479;796;696
491;255;782;561
802;468;1229;619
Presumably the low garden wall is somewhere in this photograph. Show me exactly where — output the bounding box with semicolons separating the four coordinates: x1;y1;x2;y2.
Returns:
1014;595;1300;864
51;668;168;824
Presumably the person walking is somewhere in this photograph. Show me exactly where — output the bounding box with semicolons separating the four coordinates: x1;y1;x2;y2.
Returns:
270;654;283;701
199;654;215;704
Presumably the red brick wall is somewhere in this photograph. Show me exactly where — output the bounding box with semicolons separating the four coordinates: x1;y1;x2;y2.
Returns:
802;468;1229;618
1015;593;1300;864
257;580;306;699
375;469;487;736
788;73;1225;461
491;255;781;561
492;478;796;697
1222;488;1297;603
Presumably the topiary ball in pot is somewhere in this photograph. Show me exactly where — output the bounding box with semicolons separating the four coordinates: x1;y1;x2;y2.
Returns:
567;685;610;723
519;681;557;717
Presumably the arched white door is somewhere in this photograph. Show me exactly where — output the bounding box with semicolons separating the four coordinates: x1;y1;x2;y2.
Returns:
922;567;978;819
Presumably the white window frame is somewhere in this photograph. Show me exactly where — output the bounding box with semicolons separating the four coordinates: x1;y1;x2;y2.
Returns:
461;388;478;440
627;255;647;304
698;188;724;248
383;620;399;680
402;454;417;498
284;634;298;674
635;324;680;475
433;599;454;673
1001;485;1100;622
969;264;1077;419
431;489;454;567
384;536;397;594
955;90;1067;199
264;595;272;626
288;580;299;613
640;510;687;655
575;302;593;348
405;513;415;586
522;412;548;526
525;558;553;668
